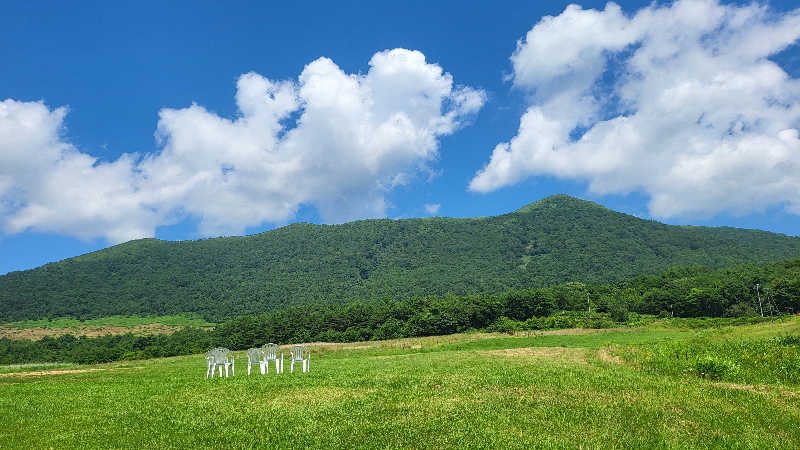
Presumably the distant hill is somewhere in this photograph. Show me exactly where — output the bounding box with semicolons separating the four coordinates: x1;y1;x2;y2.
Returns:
1;195;799;321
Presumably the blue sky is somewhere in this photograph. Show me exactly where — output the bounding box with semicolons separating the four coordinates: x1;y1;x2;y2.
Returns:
2;0;800;275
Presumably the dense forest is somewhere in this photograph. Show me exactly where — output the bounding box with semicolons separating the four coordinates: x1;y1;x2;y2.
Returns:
209;258;800;346
2;195;799;322
2;258;798;365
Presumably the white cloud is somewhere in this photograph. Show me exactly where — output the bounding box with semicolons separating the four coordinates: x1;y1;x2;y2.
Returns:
471;0;800;219
424;203;441;214
0;49;485;242
0;100;158;242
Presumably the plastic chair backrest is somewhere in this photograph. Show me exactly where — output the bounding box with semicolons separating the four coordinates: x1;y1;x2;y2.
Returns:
212;347;232;365
262;343;280;360
246;347;261;363
290;345;306;361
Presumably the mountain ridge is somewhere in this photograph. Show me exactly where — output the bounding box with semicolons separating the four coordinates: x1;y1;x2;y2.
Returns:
2;194;799;321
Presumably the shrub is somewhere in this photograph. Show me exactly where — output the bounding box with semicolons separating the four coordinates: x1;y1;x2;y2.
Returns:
523;317;544;330
723;302;756;318
487;317;522;334
695;355;739;380
776;334;800;346
590;318;615;329
608;302;629;323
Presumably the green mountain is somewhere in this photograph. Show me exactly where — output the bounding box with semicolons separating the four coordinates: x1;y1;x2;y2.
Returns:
1;195;799;321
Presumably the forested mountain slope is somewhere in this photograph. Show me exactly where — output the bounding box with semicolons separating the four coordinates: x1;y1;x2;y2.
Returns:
1;195;799;321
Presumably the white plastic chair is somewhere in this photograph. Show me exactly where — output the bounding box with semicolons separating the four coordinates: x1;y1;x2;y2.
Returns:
246;347;264;375
289;345;310;373
204;350;216;378
262;343;283;374
206;347;234;377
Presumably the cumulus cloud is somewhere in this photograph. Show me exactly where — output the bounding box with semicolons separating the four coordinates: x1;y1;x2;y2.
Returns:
424;203;441;214
470;0;800;219
0;49;485;242
0;100;158;242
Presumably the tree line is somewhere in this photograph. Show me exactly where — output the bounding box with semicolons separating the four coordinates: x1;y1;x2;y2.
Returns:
2;258;797;365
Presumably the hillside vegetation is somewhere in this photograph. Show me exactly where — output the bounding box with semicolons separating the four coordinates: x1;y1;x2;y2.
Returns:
2;195;799;321
2;258;799;366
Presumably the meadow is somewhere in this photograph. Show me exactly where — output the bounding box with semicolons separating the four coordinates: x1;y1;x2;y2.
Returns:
2;313;215;330
0;314;215;342
1;318;798;448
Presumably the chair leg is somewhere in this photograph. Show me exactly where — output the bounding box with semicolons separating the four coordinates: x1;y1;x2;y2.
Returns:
247;363;251;376
260;362;266;375
291;360;294;373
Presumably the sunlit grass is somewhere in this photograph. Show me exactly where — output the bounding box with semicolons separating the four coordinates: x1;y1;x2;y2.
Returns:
1;320;798;448
0;362;77;374
623;318;800;386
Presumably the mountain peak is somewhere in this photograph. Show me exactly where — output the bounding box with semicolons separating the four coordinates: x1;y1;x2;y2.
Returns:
2;193;799;322
514;194;608;214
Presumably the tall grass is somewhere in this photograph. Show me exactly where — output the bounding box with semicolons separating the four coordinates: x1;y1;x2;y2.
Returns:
625;333;800;385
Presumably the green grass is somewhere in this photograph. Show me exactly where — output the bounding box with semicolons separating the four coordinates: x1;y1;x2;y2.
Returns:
2;313;215;329
1;320;799;448
624;317;800;386
0;362;76;374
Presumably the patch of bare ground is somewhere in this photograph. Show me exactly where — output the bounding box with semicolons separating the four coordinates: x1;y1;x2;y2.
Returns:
596;348;625;365
713;382;799;399
293;329;627;354
512;327;629;336
480;346;589;364
0;366;144;378
295;335;470;352
293;342;377;351
0;324;209;340
265;387;378;409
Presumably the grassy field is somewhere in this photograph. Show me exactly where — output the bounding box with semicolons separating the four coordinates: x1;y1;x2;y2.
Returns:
1;319;798;448
1;314;216;329
0;314;216;341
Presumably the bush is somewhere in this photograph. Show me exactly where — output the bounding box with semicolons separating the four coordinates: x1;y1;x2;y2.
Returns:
777;334;800;346
122;351;146;361
695;355;739;380
608;302;629;323
724;302;756;318
487;317;522;334
590;318;615;329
